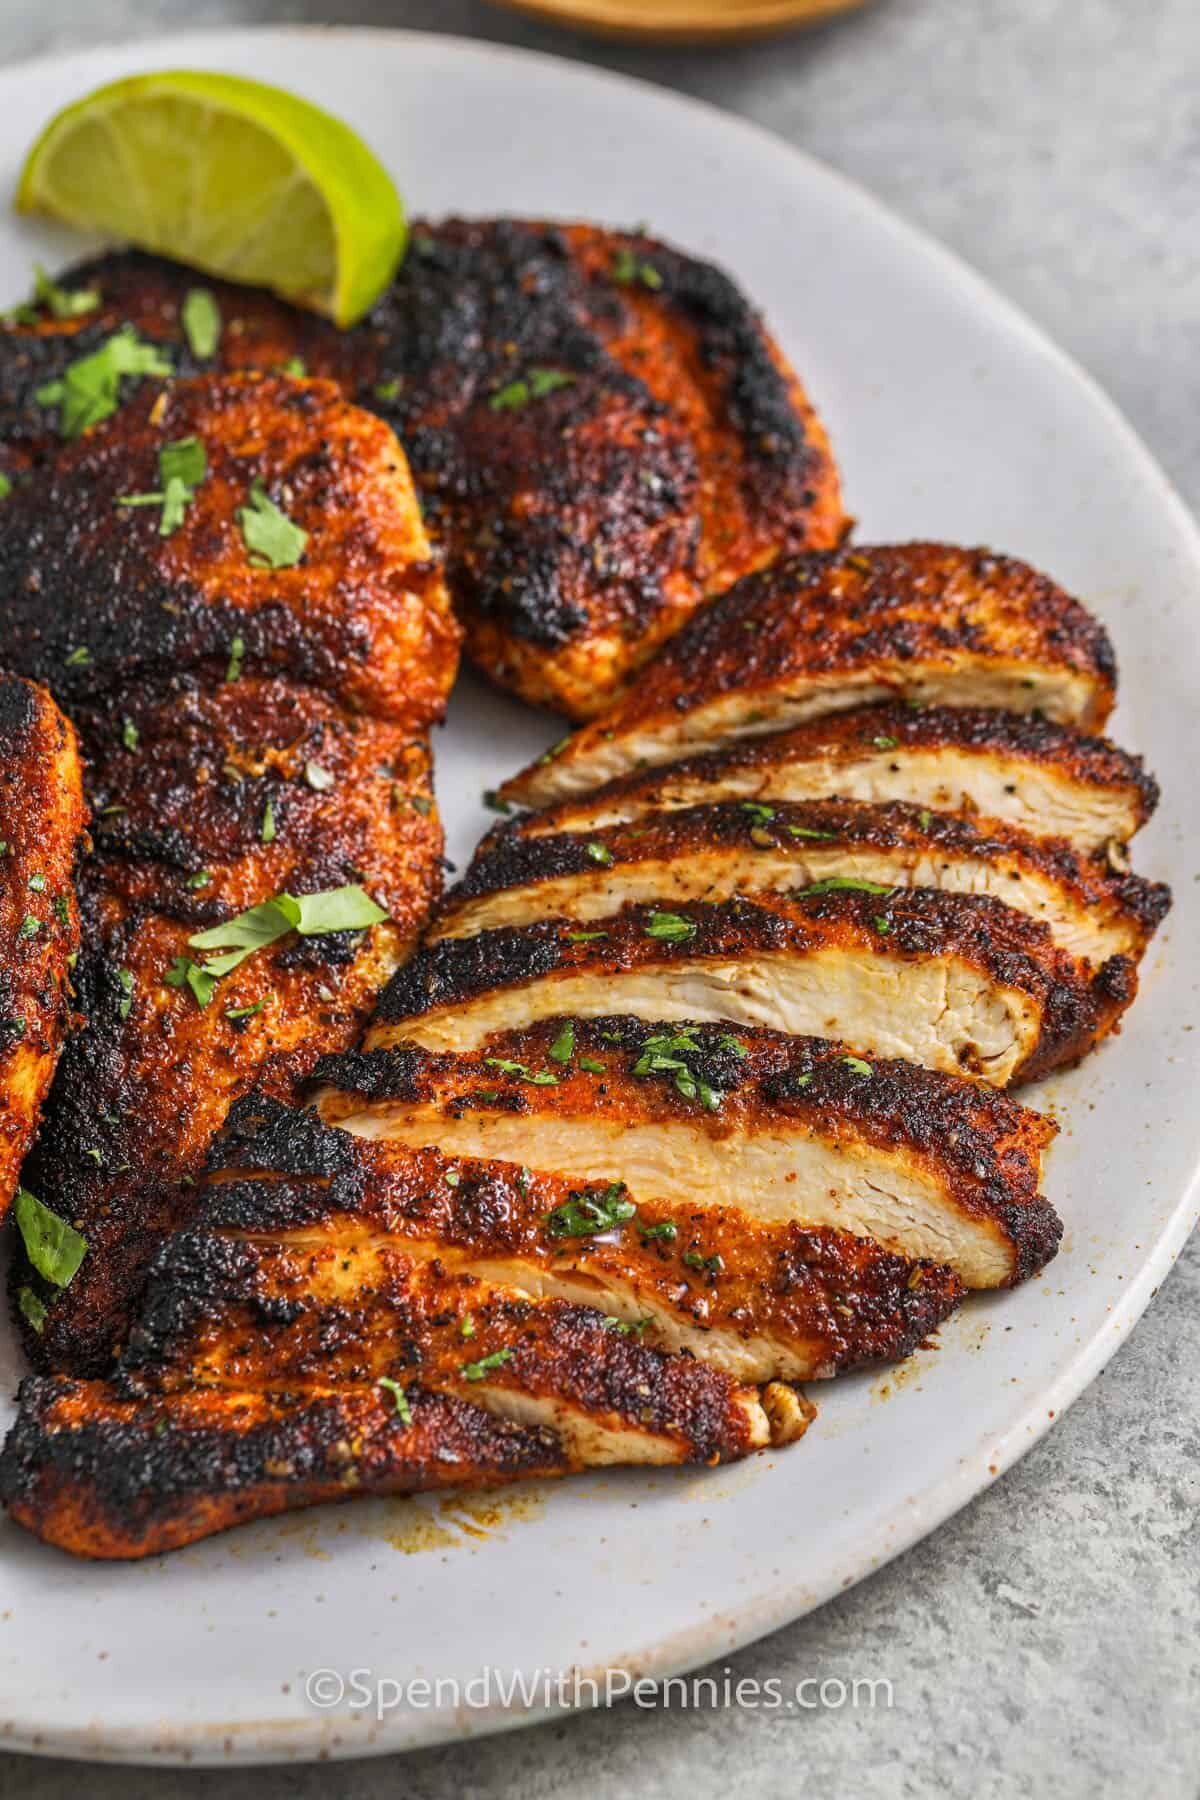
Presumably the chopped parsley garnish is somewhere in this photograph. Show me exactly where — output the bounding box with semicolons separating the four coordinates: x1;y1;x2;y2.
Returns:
17;1286;46;1333
460;1347;514;1381
14;1187;86;1287
567;930;607;943
185;885;386;984
52;892;69;929
181;288;221;359
460;1313;476;1339
640;1219;678;1243
718;1034;749;1056
22;264;100;321
918;808;933;830
545;1183;635;1239
644;910;696;943
579;1056;606;1073
740;801;776;823
538;735;570;766
374;378;401;402
165;956;217;1008
225;996;269;1022
611;248;664;290
682;1250;723;1276
36;327;172;438
261;799;276;844
795;877;893;897
548;1020;576;1064
585;841;613;867
872;735;899;751
186;869;212;890
482;789;512;814
116;968;134;1020
481;1057;559;1086
632;1028;722;1111
64;646;90;668
27;873;46;892
874;915;891;934
489;368;575;412
841;1055;873;1077
794;1073;813;1089
18;914;41;938
282;357;307;377
117;435;207;535
377;1375;412;1424
0;472;10;501
238;478;308;569
787;825;837;840
603;1315;652;1336
225;634;246;682
444;1169;461;1188
305;762;335;792
122;718;139;751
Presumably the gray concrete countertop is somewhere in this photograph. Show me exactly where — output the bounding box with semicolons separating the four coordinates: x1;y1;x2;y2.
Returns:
1;3;1197;1795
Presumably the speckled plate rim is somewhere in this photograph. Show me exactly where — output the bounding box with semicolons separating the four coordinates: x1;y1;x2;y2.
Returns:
0;26;1195;1766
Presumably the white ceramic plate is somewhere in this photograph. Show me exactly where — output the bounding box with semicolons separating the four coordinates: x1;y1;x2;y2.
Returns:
0;27;1195;1769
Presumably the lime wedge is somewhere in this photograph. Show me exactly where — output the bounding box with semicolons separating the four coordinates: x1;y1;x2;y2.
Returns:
15;69;406;327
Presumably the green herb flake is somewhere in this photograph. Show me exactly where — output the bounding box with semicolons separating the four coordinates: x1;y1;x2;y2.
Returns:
225;996;269;1022
186;869;212;890
14;1187;86;1286
787;825;837;840
374;379;401;402
164;956;217;1009
740;801;776;823
874;915;891;934
52;893;69;928
538;735;571;766
116;967;134;1020
225;635;246;682
261;799;276;844
17;1285;46;1333
460;1347;514;1382
120;717;140;751
794;1072;813;1089
489;368;575;412
584;841;613;867
27;873;46;892
184;886;387;985
37;327;173;438
566;930;608;943
181;289;221;359
0;472;11;502
644;910;696;943
377;1375;412;1424
579;1056;606;1073
282;357;307;377
238;478;308;570
640;1220;678;1243
64;646;90;668
482;789;512;815
548;1020;576;1064
796;877;894;898
611;248;663;290
841;1055;874;1077
18;914;41;938
919;809;933;830
872;735;899;751
27;264;100;321
682;1250;724;1276
545;1182;635;1240
482;1057;559;1087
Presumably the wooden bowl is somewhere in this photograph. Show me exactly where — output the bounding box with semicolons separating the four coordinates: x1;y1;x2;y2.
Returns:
483;0;870;47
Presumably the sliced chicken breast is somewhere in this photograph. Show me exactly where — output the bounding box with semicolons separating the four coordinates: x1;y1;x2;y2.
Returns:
314;1020;1061;1289
372;890;1134;1087
433;799;1170;966
501;544;1118;808
186;1097;964;1385
0;677;86;1222
513;704;1158;853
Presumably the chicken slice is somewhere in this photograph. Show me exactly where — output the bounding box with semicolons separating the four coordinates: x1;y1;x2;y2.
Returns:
431;799;1170;967
0;677;86;1222
313;1020;1060;1289
371;890;1134;1087
0;1377;573;1560
512;704;1158;853
0;373;460;727
181;1095;963;1386
500;544;1119;807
